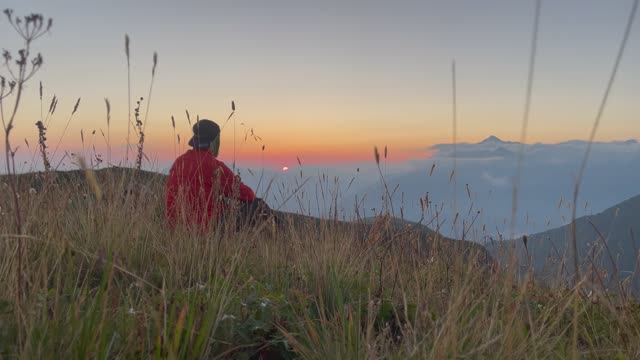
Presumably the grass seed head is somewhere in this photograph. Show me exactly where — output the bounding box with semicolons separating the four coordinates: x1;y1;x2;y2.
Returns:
374;146;380;165
104;98;111;126
124;34;130;63
152;52;158;76
72;97;80;115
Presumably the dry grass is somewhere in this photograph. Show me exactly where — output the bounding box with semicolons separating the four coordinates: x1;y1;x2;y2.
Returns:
0;169;638;359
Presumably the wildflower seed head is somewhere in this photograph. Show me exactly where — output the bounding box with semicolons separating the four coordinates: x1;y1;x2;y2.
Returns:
31;53;43;68
3;49;12;64
3;9;13;22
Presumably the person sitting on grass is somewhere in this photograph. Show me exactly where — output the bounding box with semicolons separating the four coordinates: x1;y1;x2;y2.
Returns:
165;119;268;230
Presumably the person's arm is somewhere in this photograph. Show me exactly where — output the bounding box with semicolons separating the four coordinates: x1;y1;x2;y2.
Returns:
217;162;256;202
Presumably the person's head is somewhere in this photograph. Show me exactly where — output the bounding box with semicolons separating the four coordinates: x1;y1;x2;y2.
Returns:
188;119;221;156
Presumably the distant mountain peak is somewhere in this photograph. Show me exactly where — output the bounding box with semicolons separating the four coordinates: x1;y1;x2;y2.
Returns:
480;135;504;144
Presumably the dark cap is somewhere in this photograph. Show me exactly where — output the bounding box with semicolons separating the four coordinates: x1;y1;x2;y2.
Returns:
188;119;220;148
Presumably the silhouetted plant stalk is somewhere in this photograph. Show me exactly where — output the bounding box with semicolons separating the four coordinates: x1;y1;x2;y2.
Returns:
450;60;458;237
571;0;638;284
171;115;176;158
35;120;50;171
134;51;158;171
511;0;541;241
0;8;52;306
220;101;237;170
105;98;111;165
125;34;132;163
232;100;236;171
569;2;638;356
51;97;81;168
44;94;58;126
141;52;157;136
134;97;145;170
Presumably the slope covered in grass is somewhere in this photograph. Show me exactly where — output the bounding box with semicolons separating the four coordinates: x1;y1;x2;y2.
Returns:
0;168;639;358
488;194;640;294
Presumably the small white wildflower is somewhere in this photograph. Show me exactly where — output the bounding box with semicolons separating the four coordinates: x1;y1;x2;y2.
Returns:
29;188;37;195
260;299;270;308
128;307;136;315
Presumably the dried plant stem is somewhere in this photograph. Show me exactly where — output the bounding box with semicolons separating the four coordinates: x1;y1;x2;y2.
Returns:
0;11;51;316
570;0;637;284
2;42;31;309
511;0;541;240
451;60;458;237
125;34;132;163
569;1;638;358
141;52;157;135
50;98;80;166
136;52;158;170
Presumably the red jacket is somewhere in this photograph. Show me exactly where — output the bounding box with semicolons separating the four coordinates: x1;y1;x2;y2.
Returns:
165;149;256;229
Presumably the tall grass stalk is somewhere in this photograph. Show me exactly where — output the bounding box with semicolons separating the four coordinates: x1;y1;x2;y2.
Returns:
50;97;81;165
568;2;638;358
104;98;111;165
125;34;132;163
450;60;458;238
511;0;541;240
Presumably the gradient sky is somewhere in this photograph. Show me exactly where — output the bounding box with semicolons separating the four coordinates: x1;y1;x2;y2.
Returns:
1;0;638;169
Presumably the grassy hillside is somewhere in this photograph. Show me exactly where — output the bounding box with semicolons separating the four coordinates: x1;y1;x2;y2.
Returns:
0;167;639;358
488;195;640;294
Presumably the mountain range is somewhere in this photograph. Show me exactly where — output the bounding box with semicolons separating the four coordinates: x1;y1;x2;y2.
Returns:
348;136;640;238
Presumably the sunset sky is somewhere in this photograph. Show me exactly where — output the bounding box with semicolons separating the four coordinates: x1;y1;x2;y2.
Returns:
1;0;638;169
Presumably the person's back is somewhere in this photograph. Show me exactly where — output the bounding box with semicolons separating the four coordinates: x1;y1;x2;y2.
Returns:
165;119;256;230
